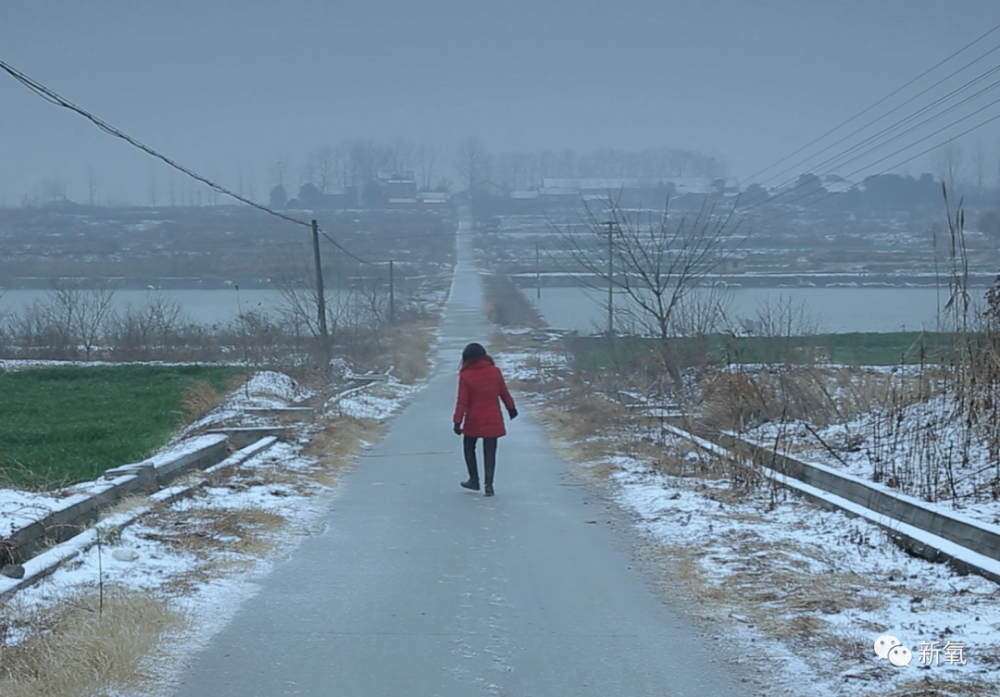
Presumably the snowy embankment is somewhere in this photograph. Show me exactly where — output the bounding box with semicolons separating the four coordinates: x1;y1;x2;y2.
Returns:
495;343;1000;697
0;366;423;695
742;387;1000;529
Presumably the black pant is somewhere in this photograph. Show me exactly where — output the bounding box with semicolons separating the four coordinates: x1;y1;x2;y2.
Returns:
463;435;497;485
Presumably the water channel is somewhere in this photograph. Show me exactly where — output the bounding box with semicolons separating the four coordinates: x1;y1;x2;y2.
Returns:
527;285;991;334
0;284;993;335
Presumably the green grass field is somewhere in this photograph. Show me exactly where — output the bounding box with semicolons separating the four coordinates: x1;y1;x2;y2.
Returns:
0;364;238;490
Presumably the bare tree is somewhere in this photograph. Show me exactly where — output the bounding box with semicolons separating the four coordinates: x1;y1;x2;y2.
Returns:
456;137;491;193
415;143;439;190
561;195;742;388
386;139;415;175
38;177;66;204
111;291;184;359
18;283;118;359
60;283;118;360
305;145;339;194
497;150;536;192
934;139;965;196
345;140;379;191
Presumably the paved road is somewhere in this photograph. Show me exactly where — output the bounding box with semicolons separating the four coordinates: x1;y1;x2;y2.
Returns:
172;221;750;697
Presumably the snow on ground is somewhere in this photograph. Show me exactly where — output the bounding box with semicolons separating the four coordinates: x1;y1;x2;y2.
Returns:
1;439;336;695
0;490;89;539
498;345;1000;697
328;377;422;423
0;367;422;691
492;347;568;382
0;434;228;538
741;389;1000;529
239;369;314;404
611;451;1000;695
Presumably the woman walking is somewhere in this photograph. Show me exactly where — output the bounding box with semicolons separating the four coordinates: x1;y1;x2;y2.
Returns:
453;342;517;496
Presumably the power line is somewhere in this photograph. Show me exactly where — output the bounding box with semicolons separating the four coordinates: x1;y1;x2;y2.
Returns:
757;107;1000;225
745;69;1000;214
743;20;1000;184
756;43;1000;192
815;76;1000;176
738;42;1000;212
0;57;381;267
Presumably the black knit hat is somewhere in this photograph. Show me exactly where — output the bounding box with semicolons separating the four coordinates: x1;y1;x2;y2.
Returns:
462;342;487;361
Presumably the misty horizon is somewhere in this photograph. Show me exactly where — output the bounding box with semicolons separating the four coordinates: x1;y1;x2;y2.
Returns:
3;0;1000;206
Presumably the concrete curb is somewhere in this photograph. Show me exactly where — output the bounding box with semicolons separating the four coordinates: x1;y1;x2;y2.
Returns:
5;435;229;566
0;436;280;602
664;423;1000;585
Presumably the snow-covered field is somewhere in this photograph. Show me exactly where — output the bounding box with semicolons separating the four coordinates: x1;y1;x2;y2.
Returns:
497;344;1000;697
4;333;999;696
0;366;424;695
610;451;1000;696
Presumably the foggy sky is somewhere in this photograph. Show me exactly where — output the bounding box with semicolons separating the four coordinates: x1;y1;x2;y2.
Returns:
2;0;999;205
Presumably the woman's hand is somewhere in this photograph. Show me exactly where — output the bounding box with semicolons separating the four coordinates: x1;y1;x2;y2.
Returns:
453;423;462;435
508;408;518;420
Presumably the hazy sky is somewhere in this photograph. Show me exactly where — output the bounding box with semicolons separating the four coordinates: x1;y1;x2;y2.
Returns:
2;0;999;204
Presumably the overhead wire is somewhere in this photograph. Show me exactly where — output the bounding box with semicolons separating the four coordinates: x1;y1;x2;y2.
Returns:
752;39;1000;193
0;57;381;267
742;19;1000;184
757;105;1000;225
753;55;1000;203
735;57;1000;220
745;68;1000;216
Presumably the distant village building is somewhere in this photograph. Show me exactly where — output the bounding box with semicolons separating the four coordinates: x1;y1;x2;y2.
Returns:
542;177;739;195
416;190;451;206
380;171;418;202
719;256;745;274
536;177;740;208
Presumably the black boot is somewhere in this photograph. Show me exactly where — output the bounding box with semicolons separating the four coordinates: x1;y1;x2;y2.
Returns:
461;436;479;490
483;439;497;497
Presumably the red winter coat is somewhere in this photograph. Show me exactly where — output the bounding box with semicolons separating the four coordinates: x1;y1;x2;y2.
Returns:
453;355;516;438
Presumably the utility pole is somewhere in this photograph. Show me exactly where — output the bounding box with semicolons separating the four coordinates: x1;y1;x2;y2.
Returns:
311;219;329;348
604;220;614;336
389;259;395;324
536;240;541;299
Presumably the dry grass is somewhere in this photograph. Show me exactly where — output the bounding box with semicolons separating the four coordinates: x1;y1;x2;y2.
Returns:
636;536;889;674
303;415;385;487
510;343;909;686
497;326;1000;693
854;678;1000;697
0;351;409;695
0;586;180;697
385;318;439;384
137;505;285;559
98;494;151;520
538;389;624;440
481;273;545;328
648;442;731;480
693;365;947;432
181;380;224;424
